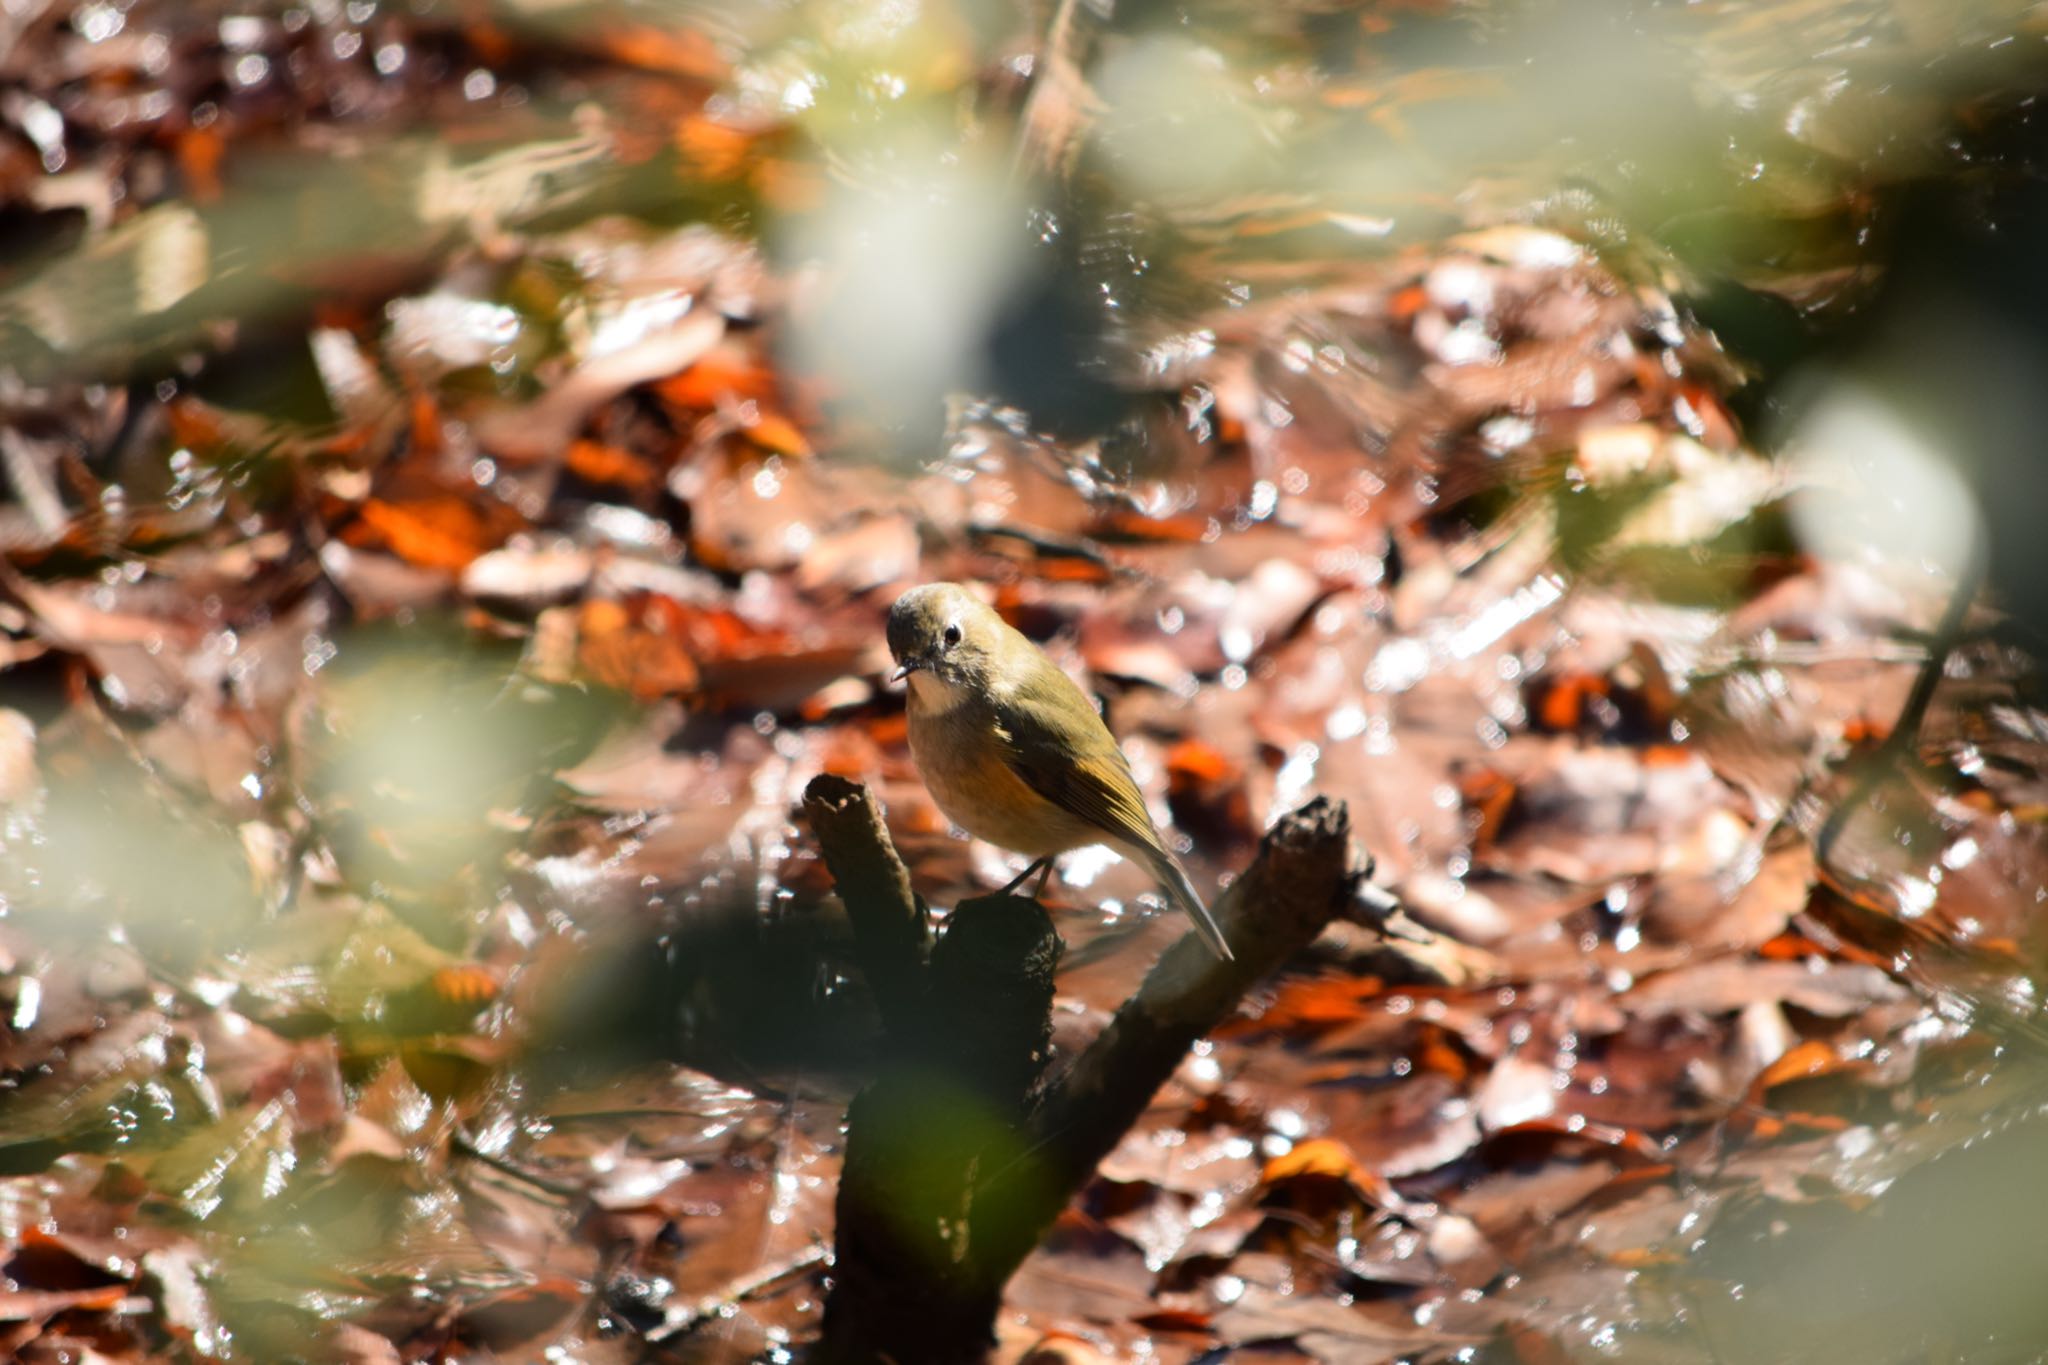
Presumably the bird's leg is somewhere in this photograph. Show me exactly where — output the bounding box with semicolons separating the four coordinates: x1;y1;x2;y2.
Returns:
1033;859;1054;899
999;856;1052;898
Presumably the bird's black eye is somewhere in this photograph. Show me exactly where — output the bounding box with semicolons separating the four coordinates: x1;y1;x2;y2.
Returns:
942;623;962;649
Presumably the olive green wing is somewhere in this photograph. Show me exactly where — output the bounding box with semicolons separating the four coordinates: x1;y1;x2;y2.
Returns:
991;670;1164;856
993;670;1235;959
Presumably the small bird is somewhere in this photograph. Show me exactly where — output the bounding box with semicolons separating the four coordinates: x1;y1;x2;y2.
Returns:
887;582;1233;959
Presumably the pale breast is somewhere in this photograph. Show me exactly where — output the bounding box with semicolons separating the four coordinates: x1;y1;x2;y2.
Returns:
908;696;1096;857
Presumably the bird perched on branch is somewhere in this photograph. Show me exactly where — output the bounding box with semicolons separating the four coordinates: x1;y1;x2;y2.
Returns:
887;582;1232;959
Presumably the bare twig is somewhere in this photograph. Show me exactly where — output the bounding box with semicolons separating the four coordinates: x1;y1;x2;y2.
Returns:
646;1244;831;1343
451;1133;580;1202
1815;547;1985;872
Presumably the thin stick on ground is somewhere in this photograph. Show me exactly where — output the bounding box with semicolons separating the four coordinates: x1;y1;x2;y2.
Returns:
646;1245;831;1344
1815;545;1985;872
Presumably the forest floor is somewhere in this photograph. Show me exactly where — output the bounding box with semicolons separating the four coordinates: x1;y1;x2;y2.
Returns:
2;1;2047;1362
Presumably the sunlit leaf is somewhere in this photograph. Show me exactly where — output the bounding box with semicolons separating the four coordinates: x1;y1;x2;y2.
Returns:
143;1098;295;1220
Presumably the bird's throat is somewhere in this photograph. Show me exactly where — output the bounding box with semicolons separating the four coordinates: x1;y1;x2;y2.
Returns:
907;669;968;715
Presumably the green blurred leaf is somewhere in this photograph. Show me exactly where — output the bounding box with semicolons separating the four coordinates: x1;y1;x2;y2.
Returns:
144;1097;295;1220
326;906;459;1029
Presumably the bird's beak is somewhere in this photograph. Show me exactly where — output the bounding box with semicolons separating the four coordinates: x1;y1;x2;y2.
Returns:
890;659;921;684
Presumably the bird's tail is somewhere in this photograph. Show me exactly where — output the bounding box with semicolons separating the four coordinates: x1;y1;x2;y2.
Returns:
1143;846;1234;961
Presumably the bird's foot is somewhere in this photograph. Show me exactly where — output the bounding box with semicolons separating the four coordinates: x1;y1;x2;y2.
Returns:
998;856;1054;899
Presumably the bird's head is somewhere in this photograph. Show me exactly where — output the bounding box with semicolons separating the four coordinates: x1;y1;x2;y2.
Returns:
887;582;1008;705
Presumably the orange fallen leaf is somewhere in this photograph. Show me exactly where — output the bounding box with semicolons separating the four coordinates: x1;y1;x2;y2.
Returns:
742;409;812;458
1388;282;1430;323
174;126;226;202
656;344;779;408
1456;764;1516;852
1218;972;1385;1035
1037;557;1116;584
430;964;502;1008
566;439;660;491
1743;1114;1785;1142
1757;932;1827;960
1262;1137;1400;1208
464;21;515;66
1096;509;1213;543
575;593;831;699
675;113;757;180
353;495;518;572
577;596;701;698
1533;672;1607;732
601;24;726;80
1167;739;1237;787
165;397;229;454
1758;925;1891;972
410;392;444;457
1262;1137;1361;1183
1753;1039;1839;1093
1413;1022;1469;1081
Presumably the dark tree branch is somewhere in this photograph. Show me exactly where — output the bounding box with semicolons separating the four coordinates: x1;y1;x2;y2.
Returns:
1029;798;1355;1172
800;774;930;1041
924;891;1063;1098
971;798;1358;1290
802;780;1364;1363
823;891;1061;1361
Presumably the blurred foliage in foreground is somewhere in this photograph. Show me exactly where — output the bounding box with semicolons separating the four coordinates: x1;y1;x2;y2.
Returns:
1;0;2047;1361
